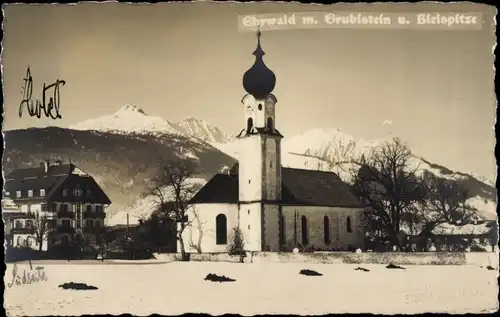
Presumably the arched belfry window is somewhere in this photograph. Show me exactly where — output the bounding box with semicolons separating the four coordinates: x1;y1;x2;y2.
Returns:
346;216;353;233
324;216;331;244
216;214;228;245
267;117;274;131
247;118;253;132
301;215;308;245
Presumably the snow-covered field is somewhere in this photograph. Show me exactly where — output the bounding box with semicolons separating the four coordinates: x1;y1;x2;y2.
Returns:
4;262;498;316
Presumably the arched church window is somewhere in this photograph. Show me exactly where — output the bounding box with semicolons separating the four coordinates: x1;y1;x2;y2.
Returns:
301;216;308;245
324;216;331;244
247;118;253;132
216;214;228;245
267;117;274;131
346;216;353;233
258;104;263;111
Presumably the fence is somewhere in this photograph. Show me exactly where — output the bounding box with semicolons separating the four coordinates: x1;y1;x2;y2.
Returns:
154;251;490;265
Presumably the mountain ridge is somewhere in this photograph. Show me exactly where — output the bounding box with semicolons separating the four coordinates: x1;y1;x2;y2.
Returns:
5;107;496;224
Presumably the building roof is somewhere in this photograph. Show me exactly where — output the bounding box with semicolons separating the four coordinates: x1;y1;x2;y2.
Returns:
3;163;111;205
190;164;362;208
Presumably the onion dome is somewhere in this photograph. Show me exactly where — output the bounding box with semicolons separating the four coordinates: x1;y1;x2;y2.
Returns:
242;29;276;100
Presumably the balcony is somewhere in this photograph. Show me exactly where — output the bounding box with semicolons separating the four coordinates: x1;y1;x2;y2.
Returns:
83;211;106;219
57;211;75;218
55;226;75;234
10;227;35;235
83;226;106;234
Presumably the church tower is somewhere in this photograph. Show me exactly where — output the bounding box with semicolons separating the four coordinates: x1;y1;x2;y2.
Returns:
238;30;283;251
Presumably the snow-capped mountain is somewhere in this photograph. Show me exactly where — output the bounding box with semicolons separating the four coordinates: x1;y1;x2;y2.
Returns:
70;105;181;136
67;106;496;223
171;117;232;144
211;127;497;221
71;105;233;145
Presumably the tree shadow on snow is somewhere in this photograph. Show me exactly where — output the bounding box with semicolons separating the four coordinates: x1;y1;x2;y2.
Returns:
204;273;236;283
299;269;323;276
58;282;99;290
386;263;405;270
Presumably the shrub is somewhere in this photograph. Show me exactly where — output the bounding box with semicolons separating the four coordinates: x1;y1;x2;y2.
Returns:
228;227;245;256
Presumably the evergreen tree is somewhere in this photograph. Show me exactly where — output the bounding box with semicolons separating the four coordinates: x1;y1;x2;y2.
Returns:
228;227;245;262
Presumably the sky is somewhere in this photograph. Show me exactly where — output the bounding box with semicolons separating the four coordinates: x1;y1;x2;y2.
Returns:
2;2;497;180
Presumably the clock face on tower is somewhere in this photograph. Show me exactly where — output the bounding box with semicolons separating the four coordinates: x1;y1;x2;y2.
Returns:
246;105;253;115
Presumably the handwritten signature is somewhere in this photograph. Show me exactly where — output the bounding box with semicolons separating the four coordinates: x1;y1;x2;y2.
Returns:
18;67;66;119
7;260;48;288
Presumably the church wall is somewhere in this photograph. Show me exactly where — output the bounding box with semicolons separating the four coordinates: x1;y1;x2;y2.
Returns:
238;136;263;202
262;138;280;200
281;206;365;251
262;204;280;251
239;203;263;251
181;203;238;253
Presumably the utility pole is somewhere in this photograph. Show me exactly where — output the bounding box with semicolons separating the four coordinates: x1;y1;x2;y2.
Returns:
126;213;130;238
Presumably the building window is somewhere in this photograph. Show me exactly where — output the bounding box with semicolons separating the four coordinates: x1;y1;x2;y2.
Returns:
16;236;22;247
73;187;83;197
346;216;353;233
215;214;228;245
62;188;68;196
248;224;250;230
258;104;263;111
86;205;92;213
86;220;94;228
96;205;103;213
27;204;31;214
40;189;45;196
46;219;56;229
28;190;33;197
248;179;251;184
301;216;309;245
26;219;33;228
267;117;274;131
324;216;331;244
16;191;21;198
60;204;68;213
248;210;250;215
95;220;101;228
15;220;23;228
270;161;273;168
62;219;71;227
41;203;48;212
247;118;253;132
75;205;82;229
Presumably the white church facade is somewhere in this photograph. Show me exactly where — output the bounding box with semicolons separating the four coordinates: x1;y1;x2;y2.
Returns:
181;31;365;253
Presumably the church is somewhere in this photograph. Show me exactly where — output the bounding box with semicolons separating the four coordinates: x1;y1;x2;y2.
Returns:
181;31;365;253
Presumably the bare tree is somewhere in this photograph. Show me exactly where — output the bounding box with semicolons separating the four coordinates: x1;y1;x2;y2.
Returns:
148;157;200;260
350;138;426;248
412;176;475;240
187;207;205;254
28;211;54;251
